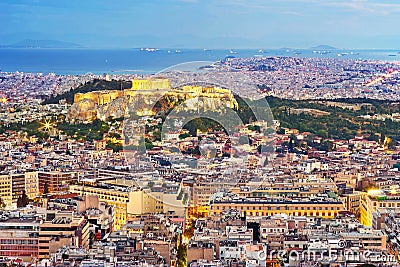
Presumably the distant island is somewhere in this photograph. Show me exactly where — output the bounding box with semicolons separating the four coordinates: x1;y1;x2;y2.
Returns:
309;44;337;50
0;39;82;49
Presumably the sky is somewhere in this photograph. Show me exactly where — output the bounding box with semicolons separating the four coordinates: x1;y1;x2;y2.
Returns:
1;0;400;49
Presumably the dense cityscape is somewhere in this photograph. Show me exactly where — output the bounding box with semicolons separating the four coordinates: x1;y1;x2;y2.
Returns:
0;53;399;267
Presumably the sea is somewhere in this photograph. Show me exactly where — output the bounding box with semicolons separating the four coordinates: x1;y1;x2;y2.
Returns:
0;48;400;75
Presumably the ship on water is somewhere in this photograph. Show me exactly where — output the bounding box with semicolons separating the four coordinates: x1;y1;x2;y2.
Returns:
140;48;159;52
313;50;332;55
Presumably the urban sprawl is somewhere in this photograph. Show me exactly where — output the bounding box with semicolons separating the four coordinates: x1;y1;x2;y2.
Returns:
0;56;400;267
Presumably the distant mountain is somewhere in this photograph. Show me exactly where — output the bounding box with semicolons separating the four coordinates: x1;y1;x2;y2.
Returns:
309;45;337;50
1;39;82;48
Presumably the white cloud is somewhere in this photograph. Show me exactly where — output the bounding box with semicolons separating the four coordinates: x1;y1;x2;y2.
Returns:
176;0;199;3
323;0;400;15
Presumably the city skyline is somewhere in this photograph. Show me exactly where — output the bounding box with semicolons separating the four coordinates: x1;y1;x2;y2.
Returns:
2;1;400;266
2;0;400;49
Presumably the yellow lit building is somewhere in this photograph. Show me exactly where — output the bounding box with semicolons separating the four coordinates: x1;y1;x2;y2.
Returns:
0;174;12;207
340;191;362;216
70;183;130;230
131;78;170;90
0;172;39;208
209;196;344;219
70;181;185;230
38;171;77;194
94;140;107;150
127;190;164;216
74;78;171;105
360;190;400;227
24;171;39;199
74;90;123;105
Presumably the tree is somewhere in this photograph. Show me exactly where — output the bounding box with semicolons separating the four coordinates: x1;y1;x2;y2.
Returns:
317;129;328;139
44;182;49;194
176;243;187;267
179;132;190;140
17;190;30;208
106;141;123;152
277;128;286;134
145;138;154;149
288;136;295;152
238;135;249;145
0;198;5;209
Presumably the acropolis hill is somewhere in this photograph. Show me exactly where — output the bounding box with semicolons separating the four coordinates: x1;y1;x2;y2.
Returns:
67;78;238;122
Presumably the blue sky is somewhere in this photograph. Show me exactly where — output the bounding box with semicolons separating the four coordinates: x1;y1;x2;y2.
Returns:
1;0;400;49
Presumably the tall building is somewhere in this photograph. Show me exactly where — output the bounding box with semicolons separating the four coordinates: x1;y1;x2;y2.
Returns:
24;171;39;199
340;191;362;216
0;174;12;207
0;171;39;208
70;180;184;230
38;211;89;260
360;190;400;226
11;173;25;203
0;215;40;261
70;183;131;230
38;171;78;194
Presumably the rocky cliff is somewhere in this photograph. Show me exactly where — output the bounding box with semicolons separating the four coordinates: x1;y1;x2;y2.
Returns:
67;78;238;123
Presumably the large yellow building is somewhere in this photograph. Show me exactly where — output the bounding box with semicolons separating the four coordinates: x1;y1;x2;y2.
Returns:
209;192;344;219
131;78;170;90
360;190;400;227
0;171;39;208
70;180;185;230
24;171;39;199
190;178;340;216
38;171;77;195
340;191;362;216
70;183;130;230
0;175;12;207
